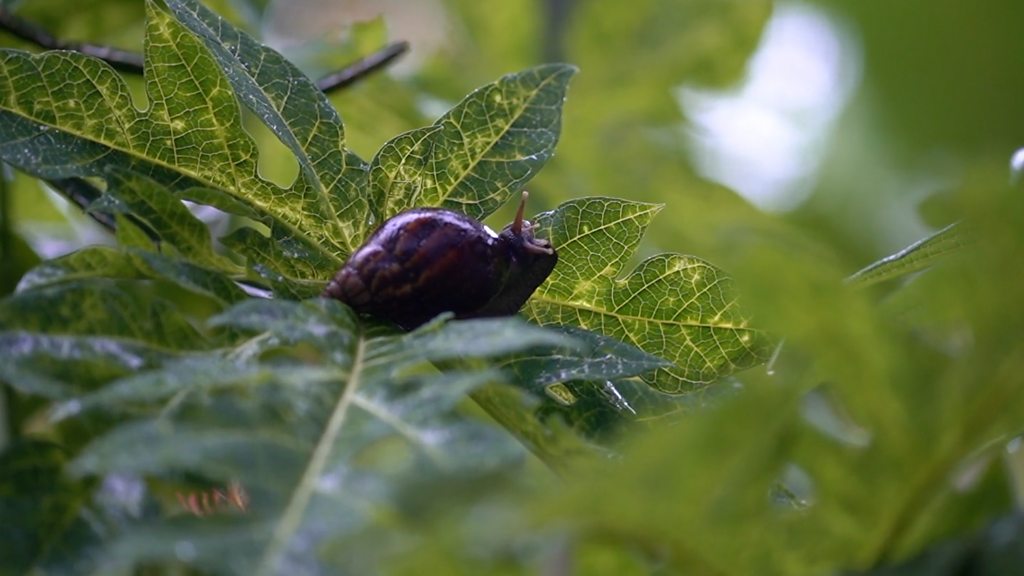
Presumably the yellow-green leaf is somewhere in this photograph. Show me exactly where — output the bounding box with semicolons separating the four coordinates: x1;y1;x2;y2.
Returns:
525;197;769;393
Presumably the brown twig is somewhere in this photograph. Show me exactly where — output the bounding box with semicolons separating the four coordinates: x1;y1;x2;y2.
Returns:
0;7;144;73
315;41;409;93
0;7;408;93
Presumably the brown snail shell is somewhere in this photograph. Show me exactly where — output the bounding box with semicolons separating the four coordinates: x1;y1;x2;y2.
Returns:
323;191;557;330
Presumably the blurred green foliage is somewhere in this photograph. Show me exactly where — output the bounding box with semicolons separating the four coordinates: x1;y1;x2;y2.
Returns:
2;0;1023;574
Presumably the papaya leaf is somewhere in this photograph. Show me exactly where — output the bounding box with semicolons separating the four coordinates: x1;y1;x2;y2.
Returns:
164;0;370;253
220;226;340;300
498;325;671;393
0;440;101;575
94;167;240;272
0;331;177;398
0;280;206;349
847;222;966;288
369;64;576;221
0;3;349;267
524;197;771;393
57;298;624;575
847;512;1024;576
17;246;247;307
496;327;677;442
16;246;140;292
56;359;343;418
368;126;442;220
0;3;584;303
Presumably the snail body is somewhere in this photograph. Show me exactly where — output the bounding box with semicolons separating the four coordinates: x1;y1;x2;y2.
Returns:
323;192;557;330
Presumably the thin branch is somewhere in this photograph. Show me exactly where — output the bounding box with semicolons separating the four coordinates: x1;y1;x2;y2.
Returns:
542;0;575;63
0;7;144;73
315;41;409;94
0;8;409;93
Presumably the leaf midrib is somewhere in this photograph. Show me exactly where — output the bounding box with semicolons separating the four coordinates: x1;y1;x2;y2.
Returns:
439;68;565;209
256;336;366;576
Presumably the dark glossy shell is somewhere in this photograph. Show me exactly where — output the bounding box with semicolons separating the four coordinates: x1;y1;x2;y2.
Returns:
323;206;557;330
325;209;506;329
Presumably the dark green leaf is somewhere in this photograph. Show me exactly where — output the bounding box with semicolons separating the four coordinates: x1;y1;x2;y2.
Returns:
0;331;176;398
113;212;158;250
221;226;333;300
0;440;100;575
17;246;247;306
499;326;670;392
847;512;1024;576
98;168;239;271
0;280;206;349
62;298;597;574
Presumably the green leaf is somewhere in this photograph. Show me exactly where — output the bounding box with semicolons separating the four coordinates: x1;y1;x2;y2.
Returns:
17;246;247;306
0;3;348;266
496;327;677;441
165;0;370;253
221;227;334;300
846;512;1024;576
113;213;158;251
177;186;263;221
846;223;966;288
17;246;140;291
0;225;41;296
525;197;770;393
0;331;176;398
0;4;580;299
499;326;671;393
0;280;206;349
0;440;99;575
376;315;578;365
536;378;699;441
96;168;239;271
569;0;770;91
0;6;577;303
128;249;248;305
370;64;576;222
60;299;612;574
58;358;344;417
368;126;442;220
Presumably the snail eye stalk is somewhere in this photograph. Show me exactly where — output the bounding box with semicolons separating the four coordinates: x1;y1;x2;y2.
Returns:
511;190;529;236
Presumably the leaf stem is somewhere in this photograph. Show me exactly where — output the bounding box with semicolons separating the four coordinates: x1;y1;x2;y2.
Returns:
256;336;366;576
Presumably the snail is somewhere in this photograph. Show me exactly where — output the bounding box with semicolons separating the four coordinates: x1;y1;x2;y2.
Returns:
323;191;558;330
